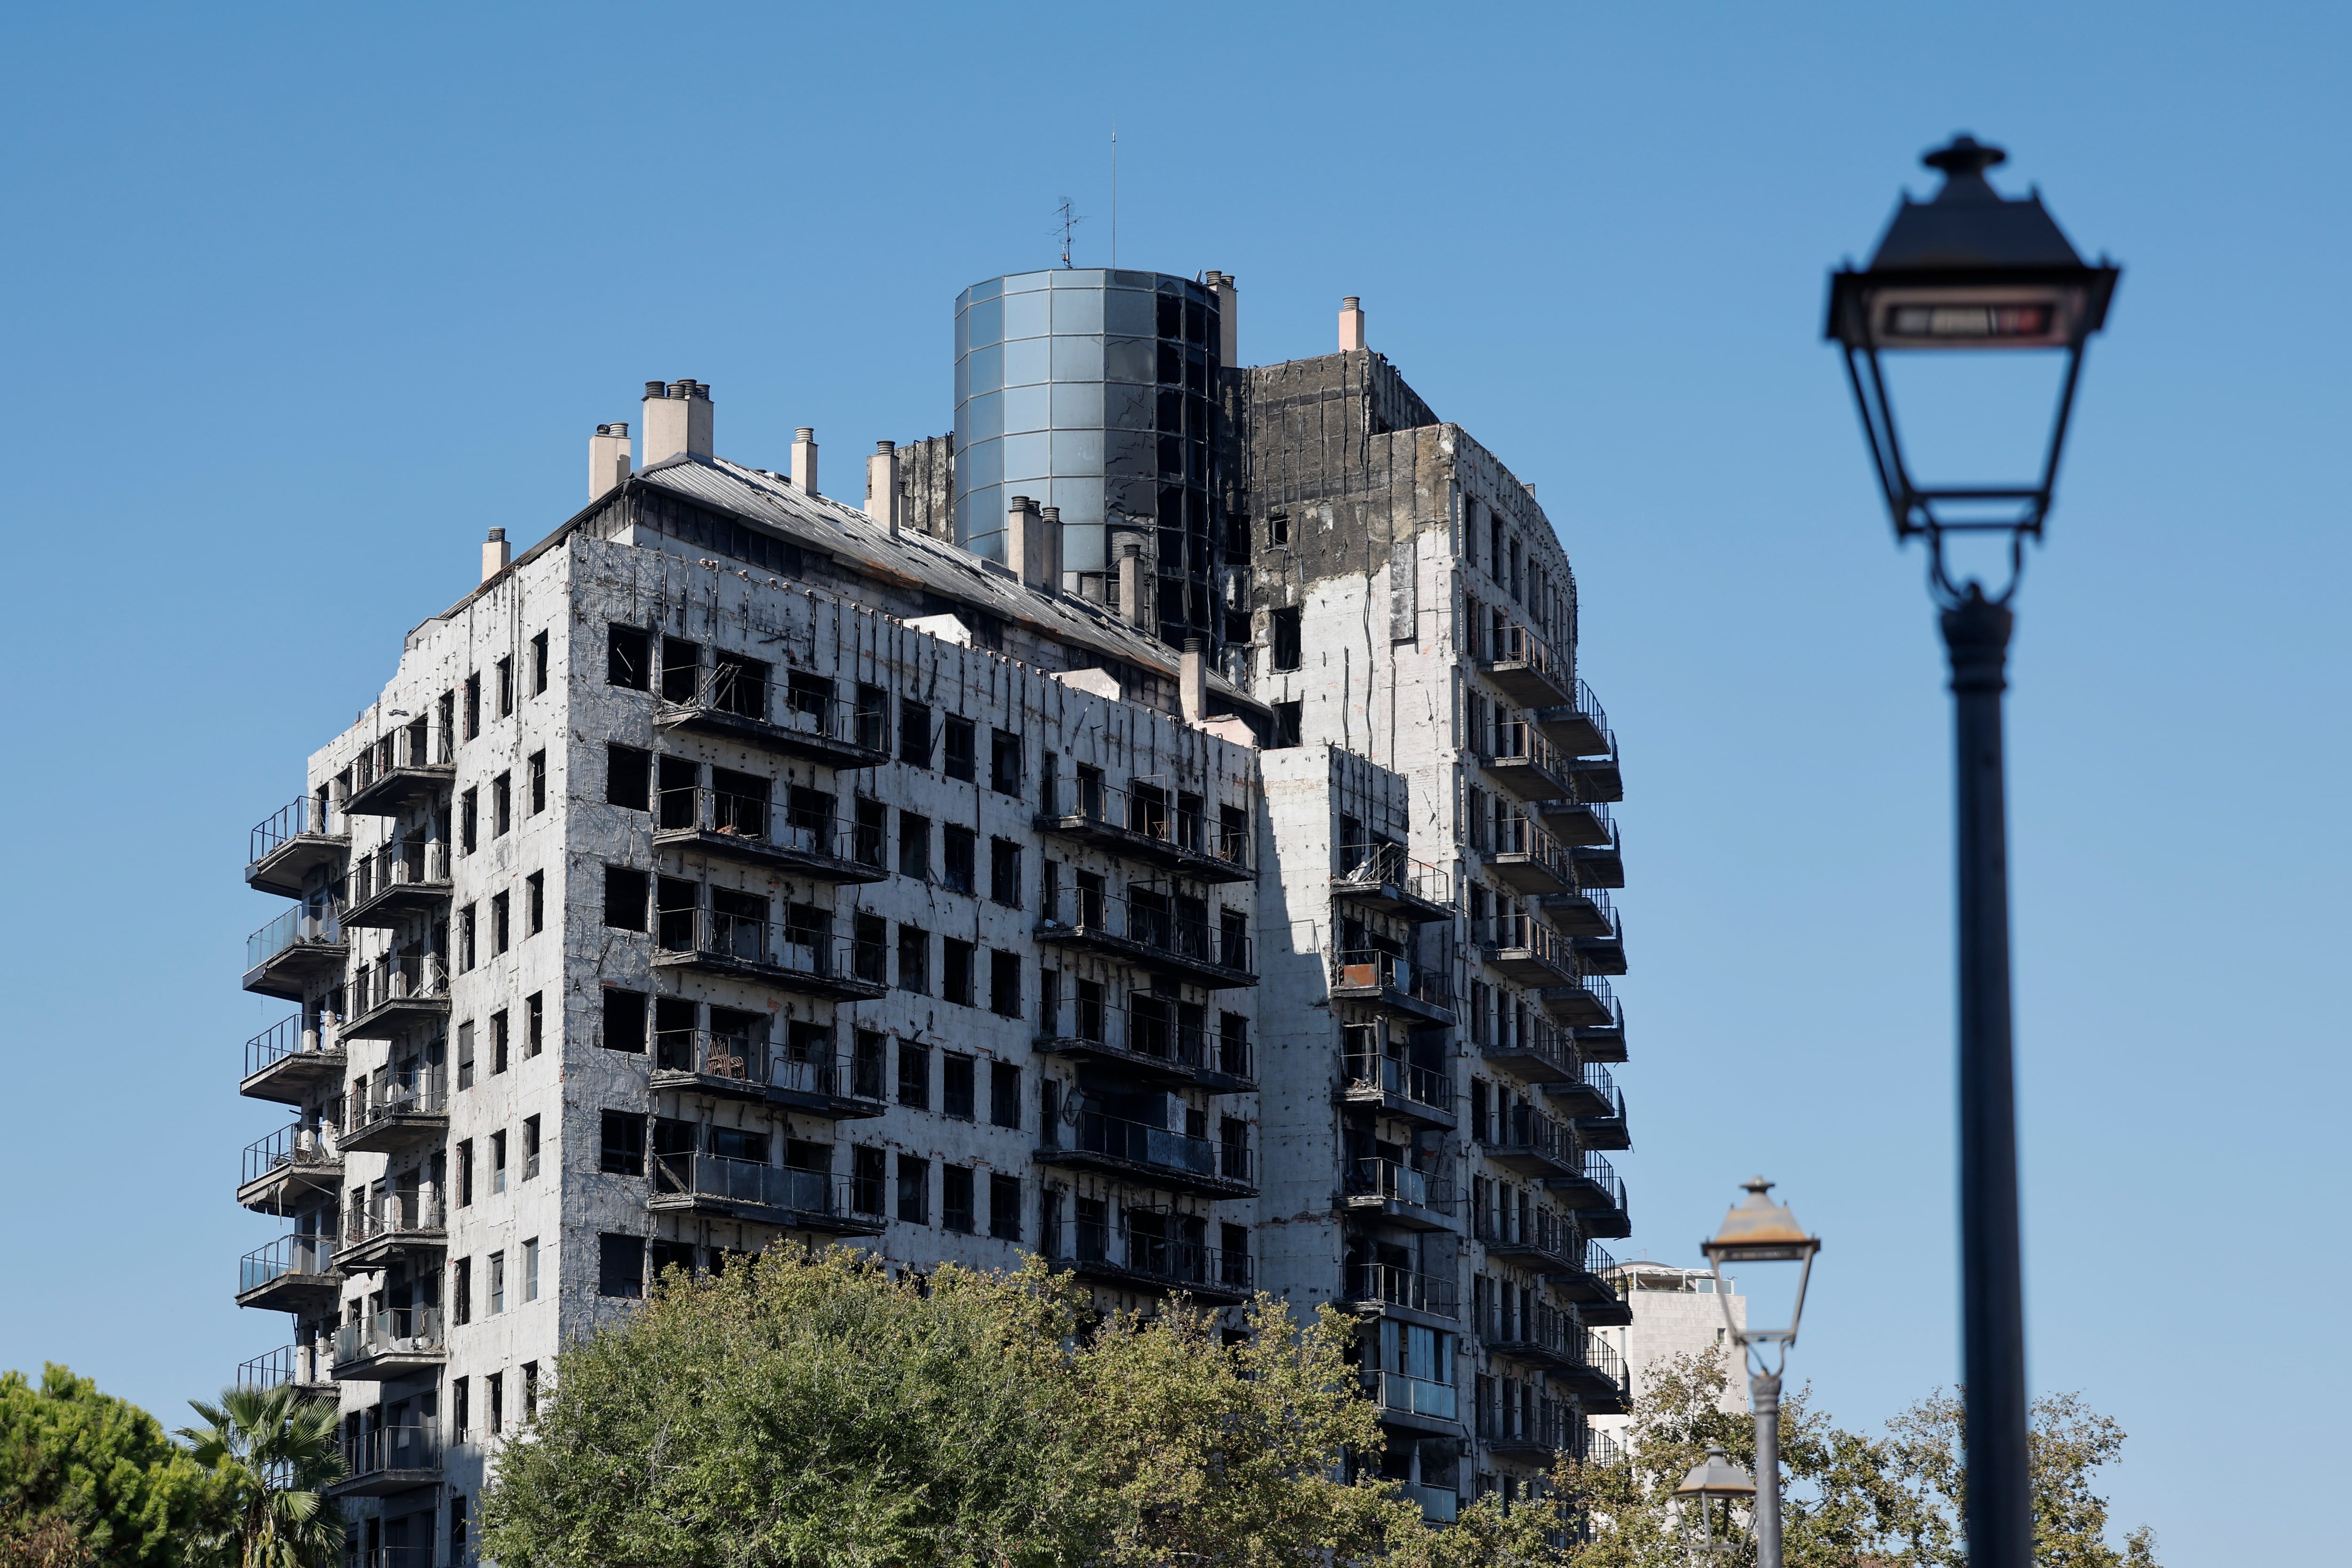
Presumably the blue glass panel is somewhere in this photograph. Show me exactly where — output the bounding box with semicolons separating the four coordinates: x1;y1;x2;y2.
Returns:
1104;382;1153;431
966;297;1003;350
1051;269;1109;289
954;354;969;406
955;306;968;360
1001;271;1050;294
1104;428;1154;479
1052;287;1104;334
966;344;1002;394
1000;432;1050;486
1108;271;1157;290
1052;382;1105;428
966;277;1003;304
1108;476;1159;527
1104;337;1153;384
964;390;1003;442
1052;430;1104;475
1052;335;1104;381
1002;384;1050;435
965;437;1003;490
1002;337;1051;387
1003;288;1049;341
1049;475;1105;523
1062;521;1108;573
1104;289;1154;336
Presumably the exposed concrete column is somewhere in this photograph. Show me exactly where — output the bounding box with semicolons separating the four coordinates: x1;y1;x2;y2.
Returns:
1180;637;1207;722
481;527;510;583
643;379;713;463
790;427;819;494
866;441;900;533
588;423;631;502
1339;295;1366;352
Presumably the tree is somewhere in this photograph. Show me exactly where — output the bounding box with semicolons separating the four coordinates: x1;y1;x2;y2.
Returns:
0;1365;221;1568
175;1384;347;1568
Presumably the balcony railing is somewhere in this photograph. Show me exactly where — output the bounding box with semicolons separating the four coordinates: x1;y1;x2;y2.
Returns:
1477;1394;1574;1451
249;796;344;865
1578;1154;1627;1211
1039;995;1254;1081
1346;1262;1459;1319
655;910;880;989
242;1123;339;1188
655;787;887;871
350;1066;447;1134
1478;1298;1576;1359
245;905;343;972
1370;1370;1459;1423
661;665;888;754
1488;813;1577;883
1329;950;1453;1012
342;838;450;904
1050;1111;1231;1182
1343;1052;1451;1114
1571;679;1614;755
653;1028;861;1100
1333;842;1452;910
350;954;450;1016
1037;890;1255;976
333;1307;445;1370
1038;778;1251;873
651;1153;863;1220
340;1419;439;1480
239;1233;337;1294
343;1190;446;1249
1579;1330;1627;1389
236;1344;332;1394
1485;1106;1576;1168
1478;912;1574;972
1402;1484;1459;1524
1473;1202;1579;1266
243;1014;341;1081
1485;622;1565;678
1490;721;1572;779
1347;1158;1456;1214
1472;1011;1579;1079
1071;1219;1254;1293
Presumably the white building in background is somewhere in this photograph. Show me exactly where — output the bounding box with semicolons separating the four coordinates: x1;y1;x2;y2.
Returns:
1587;1261;1748;1457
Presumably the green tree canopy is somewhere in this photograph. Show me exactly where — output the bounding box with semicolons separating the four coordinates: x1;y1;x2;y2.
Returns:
0;1365;221;1568
176;1383;346;1568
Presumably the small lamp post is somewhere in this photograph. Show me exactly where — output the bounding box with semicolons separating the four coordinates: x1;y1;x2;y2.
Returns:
1675;1445;1757;1566
1825;135;2121;1568
1701;1177;1820;1568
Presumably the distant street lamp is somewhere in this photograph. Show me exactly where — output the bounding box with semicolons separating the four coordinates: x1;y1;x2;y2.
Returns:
1825;134;2120;1568
1701;1177;1820;1568
1675;1445;1757;1566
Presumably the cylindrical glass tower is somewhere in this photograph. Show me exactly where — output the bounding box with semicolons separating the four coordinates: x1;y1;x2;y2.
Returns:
955;269;1222;642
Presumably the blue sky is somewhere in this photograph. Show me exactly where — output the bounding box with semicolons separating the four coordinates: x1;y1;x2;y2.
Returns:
2;3;2342;1557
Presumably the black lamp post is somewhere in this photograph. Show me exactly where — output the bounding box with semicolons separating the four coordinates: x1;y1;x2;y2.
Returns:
1700;1178;1820;1568
1825;135;2120;1568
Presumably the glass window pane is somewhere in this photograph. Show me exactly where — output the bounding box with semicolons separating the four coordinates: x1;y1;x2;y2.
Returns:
1049;475;1105;524
961;390;1003;442
1062;521;1107;573
1104;289;1154;336
966;344;1003;394
1051;269;1108;289
1002;384;1050;435
1002;337;1051;388
955;307;969;360
1052;335;1104;381
1002;289;1049;340
1052;382;1104;429
1052;430;1104;475
966;297;1003;350
1104;337;1153;384
1104;428;1154;480
1052;287;1104;334
965;437;1003;490
1104;382;1152;431
966;277;1003;304
1001;271;1050;296
1000;432;1049;486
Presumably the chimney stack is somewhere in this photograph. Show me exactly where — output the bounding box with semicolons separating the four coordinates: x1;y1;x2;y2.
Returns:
481;527;510;584
589;422;631;502
1037;504;1065;590
1205;271;1239;365
790;427;819;494
865;441;899;534
642;380;714;464
1180;637;1207;722
1117;541;1149;630
1338;296;1366;352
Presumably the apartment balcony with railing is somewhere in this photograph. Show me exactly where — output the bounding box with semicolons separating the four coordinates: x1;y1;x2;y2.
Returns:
651;1028;884;1119
1343;1262;1460;1322
1548;1153;1631;1239
1036;993;1255;1091
1481;1106;1580;1181
1574;1000;1627;1064
1037;1110;1255;1199
1540;967;1618;1030
338;1190;446;1274
652;913;890;1001
331;1306;446;1383
1332;842;1454;924
648;1153;886;1236
1561;1238;1632;1326
1570;819;1625;890
1486;812;1577;897
345;722;455;817
238;1123;342;1215
1478;623;1575;710
1478;1298;1578;1371
241;1014;345;1106
1478;913;1579;989
653;787;890;883
1036;890;1257;990
236;1233;340;1314
1341;1051;1455;1130
1478;1391;1577;1457
339;839;452;929
326;1417;441;1496
1549;1061;1629;1151
654;663;889;768
1537;789;1615;852
1541;883;1615;938
1328;950;1453;1026
1367;1370;1461;1432
1342;1158;1459;1233
236;1343;334;1399
1481;721;1576;804
1059;1218;1253;1305
1474;1010;1577;1086
1034;777;1253;884
1531;677;1613;762
342;953;451;1040
1401;1484;1460;1524
1474;1202;1583;1280
246;796;348;898
340;1066;448;1157
242;904;346;1001
1555;1331;1630;1413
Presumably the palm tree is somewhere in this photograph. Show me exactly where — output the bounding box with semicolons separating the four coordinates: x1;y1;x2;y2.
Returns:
176;1384;346;1568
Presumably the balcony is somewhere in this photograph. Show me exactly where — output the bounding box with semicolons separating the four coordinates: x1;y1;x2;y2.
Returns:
1036;891;1256;990
1549;1062;1629;1151
337;1192;447;1274
1478;915;1578;989
1482;1107;1580;1181
342;954;451;1041
1034;778;1253;885
1557;1239;1632;1327
236;1343;334;1399
1341;1159;1459;1232
1547;1154;1631;1239
648;1154;887;1236
652;914;890;1002
1540;969;1618;1030
339;1067;448;1157
653;787;889;884
1481;723;1575;804
242;905;346;1001
1478;624;1574;709
1332;843;1454;924
1486;815;1577;897
1328;950;1453;1026
236;1234;340;1314
1568;742;1624;804
1403;1484;1460;1524
1571;821;1626;890
1343;1262;1459;1323
1037;1111;1255;1200
1059;1219;1254;1305
1556;1333;1630;1413
327;1420;441;1497
1537;794;1614;848
651;1029;884;1119
1367;1370;1462;1434
1473;1204;1581;1278
238;1124;342;1215
1575;1002;1627;1064
1477;1396;1576;1458
345;726;454;817
240;1015;346;1106
1341;1052;1455;1130
1530;678;1613;761
339;840;452;929
1479;1299;1579;1371
1476;1016;1577;1086
655;666;888;769
246;796;348;899
1036;995;1255;1092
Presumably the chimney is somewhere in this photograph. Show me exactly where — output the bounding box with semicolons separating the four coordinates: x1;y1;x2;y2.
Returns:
1037;504;1065;590
1205;271;1239;365
1338;295;1366;352
1117;541;1149;629
865;441;899;533
588;422;631;502
1180;637;1207;722
1007;495;1039;585
790;427;819;494
481;527;510;583
642;380;714;464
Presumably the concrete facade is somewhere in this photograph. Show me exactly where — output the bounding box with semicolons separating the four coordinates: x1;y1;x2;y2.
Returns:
1586;1262;1749;1460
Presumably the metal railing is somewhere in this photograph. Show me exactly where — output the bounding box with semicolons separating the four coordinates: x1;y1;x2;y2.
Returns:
1584;1428;1626;1466
246;904;343;971
236;1344;331;1393
239;1233;336;1293
350;1065;447;1133
1483;621;1567;681
1474;1201;1579;1265
1479;913;1573;971
350;954;450;1017
656;908;873;984
1489;812;1576;882
1039;778;1251;871
1330;949;1453;1011
1038;890;1254;973
333;1307;446;1369
1040;994;1254;1080
1052;1111;1227;1181
343;1190;445;1248
351;722;451;789
1343;1052;1451;1112
1333;842;1452;908
653;1028;857;1099
662;664;886;752
1346;1262;1459;1319
1478;1393;1574;1450
654;786;884;870
1403;1484;1459;1523
1582;1238;1619;1280
1578;1061;1623;1116
1579;1330;1627;1388
250;796;343;864
1071;1219;1253;1292
340;1418;440;1480
1370;1370;1458;1422
1471;1006;1579;1079
343;839;450;904
651;1153;859;1218
1556;969;1617;1019
1485;1106;1575;1166
1570;678;1614;756
1479;1297;1576;1358
242;1123;339;1187
244;1014;340;1081
1347;1158;1456;1214
1577;1153;1627;1211
1489;720;1572;782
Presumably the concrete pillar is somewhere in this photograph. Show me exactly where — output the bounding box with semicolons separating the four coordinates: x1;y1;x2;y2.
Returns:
1008;494;1041;586
790;427;819;494
866;441;899;533
588;423;631;502
1038;504;1065;590
1117;541;1148;629
1207;271;1239;365
1181;637;1207;722
643;380;713;463
481;527;510;583
1339;295;1366;352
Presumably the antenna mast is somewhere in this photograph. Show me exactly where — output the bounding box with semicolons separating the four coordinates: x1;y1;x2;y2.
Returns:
1111;123;1118;268
1055;198;1082;268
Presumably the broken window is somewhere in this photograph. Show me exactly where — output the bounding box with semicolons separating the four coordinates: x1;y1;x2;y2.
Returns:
989;1174;1021;1240
942;1166;974;1234
898;812;930;881
990;1061;1020;1129
530;631;548;695
896;925;928;994
601;987;647;1053
851;1146;887;1215
496;656;514;718
854;798;886;867
990;949;1020;1018
493;773;511;836
525;992;541;1056
713;653;766;718
597;1234;644;1299
464;672;482;740
491;1010;509;1075
1271;607;1302;671
896;1154;929;1225
660;638;702;702
898;698;933;765
852;1030;886;1100
990;729;1022;796
460;788;478;853
458;904;477;971
944;716;976;782
897;1039;930;1108
942;1054;975;1121
943;939;975;1007
603;868;647;931
942;827;976;894
608;626;650;690
605;744;651;811
990;838;1022;907
1271;701;1302;749
527;752;546;814
600;1112;643;1176
525;872;543;935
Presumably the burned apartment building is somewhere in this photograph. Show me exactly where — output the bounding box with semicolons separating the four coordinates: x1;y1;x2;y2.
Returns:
230;270;1633;1555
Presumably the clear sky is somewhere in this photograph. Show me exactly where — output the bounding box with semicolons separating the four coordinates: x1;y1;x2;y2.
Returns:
2;4;2341;1559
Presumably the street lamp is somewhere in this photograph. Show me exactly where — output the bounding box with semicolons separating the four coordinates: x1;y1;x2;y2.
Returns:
1826;135;2120;1568
1674;1445;1757;1567
1700;1177;1820;1568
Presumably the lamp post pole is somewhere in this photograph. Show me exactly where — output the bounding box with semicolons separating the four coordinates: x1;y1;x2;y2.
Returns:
1701;1178;1819;1568
1749;1369;1784;1568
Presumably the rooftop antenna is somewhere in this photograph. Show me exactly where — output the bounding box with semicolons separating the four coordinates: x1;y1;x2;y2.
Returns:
1054;198;1082;268
1111;122;1118;268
